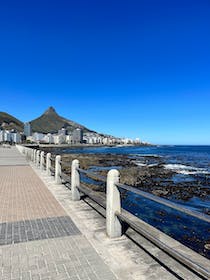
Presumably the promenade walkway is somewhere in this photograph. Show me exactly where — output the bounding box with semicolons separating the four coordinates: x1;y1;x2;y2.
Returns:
0;147;116;280
1;146;209;280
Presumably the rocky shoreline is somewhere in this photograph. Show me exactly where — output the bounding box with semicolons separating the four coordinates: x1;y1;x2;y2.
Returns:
42;149;210;259
60;152;210;209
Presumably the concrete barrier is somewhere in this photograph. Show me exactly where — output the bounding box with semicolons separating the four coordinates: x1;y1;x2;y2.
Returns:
71;159;80;201
46;153;51;176
55;155;62;184
40;151;45;171
36;150;40;167
106;169;122;238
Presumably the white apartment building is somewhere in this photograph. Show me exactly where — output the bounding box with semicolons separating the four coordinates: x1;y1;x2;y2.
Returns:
53;134;66;145
11;133;21;143
33;132;44;142
43;133;54;144
0;130;21;143
0;131;4;142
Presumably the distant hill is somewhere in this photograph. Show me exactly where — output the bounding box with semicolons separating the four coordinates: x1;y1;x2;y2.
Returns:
30;107;94;134
0;112;23;132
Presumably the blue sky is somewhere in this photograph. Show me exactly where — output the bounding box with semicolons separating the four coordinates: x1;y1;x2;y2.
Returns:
0;0;209;145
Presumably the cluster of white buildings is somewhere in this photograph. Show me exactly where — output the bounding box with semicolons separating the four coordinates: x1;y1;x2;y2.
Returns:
26;127;84;145
83;132;141;145
0;130;22;143
0;122;142;146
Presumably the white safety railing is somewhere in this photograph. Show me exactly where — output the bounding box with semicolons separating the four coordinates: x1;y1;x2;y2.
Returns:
16;145;210;280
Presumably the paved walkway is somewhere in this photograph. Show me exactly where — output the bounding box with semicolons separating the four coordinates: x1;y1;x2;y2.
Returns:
0;147;117;280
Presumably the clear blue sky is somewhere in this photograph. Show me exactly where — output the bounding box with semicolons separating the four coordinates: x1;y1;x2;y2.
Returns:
0;0;209;145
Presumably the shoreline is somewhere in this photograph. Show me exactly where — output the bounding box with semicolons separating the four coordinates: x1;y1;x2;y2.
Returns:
25;143;153;149
37;145;210;259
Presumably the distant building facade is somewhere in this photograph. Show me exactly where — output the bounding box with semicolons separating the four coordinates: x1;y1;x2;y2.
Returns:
58;128;67;136
72;128;83;144
0;130;21;143
24;122;32;137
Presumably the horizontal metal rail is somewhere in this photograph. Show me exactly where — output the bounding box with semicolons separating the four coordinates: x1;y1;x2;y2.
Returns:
117;183;210;223
77;167;106;182
117;209;210;280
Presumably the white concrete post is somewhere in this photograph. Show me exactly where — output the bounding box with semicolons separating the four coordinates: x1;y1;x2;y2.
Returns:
27;148;30;160
40;151;45;171
31;149;33;161
26;148;29;159
71;159;80;201
33;149;37;163
55;155;62;184
106;169;122;238
36;150;40;167
46;153;51;176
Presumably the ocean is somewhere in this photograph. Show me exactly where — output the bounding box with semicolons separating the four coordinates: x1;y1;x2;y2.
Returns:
54;145;210;210
48;145;210;258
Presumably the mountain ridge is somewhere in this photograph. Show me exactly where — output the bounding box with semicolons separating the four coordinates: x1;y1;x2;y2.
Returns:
0;112;23;132
0;107;95;134
30;107;94;133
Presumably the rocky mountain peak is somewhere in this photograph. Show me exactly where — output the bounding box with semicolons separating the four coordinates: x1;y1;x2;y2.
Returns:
44;106;57;115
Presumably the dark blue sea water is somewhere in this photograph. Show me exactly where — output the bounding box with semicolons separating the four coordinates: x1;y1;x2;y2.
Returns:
51;145;210;258
59;144;210;173
56;145;210;210
57;146;210;168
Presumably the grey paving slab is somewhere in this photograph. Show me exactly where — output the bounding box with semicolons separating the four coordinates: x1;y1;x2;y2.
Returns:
0;235;117;280
0;146;28;166
0;216;81;246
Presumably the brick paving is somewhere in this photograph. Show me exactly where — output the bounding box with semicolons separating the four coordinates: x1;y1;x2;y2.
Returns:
0;147;117;280
0;166;66;223
0;146;28;166
0;236;116;280
0;216;80;246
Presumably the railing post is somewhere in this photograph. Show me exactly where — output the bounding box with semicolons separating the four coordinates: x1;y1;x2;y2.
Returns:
26;148;30;161
33;149;37;163
71;159;80;201
55;155;62;184
40;151;45;171
106;169;122;238
31;149;33;161
46;153;51;176
36;150;40;167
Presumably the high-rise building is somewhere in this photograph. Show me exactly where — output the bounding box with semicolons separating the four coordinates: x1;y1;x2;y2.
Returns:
72;128;83;144
58;128;67;135
24;122;32;137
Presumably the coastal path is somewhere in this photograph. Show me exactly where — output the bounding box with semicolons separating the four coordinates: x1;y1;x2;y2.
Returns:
0;146;117;280
0;146;209;280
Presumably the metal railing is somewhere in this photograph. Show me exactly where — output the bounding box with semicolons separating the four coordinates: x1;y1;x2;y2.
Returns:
117;209;210;279
117;183;210;223
17;145;210;280
69;165;210;279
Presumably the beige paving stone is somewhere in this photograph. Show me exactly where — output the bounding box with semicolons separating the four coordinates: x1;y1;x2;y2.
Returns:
0;166;66;223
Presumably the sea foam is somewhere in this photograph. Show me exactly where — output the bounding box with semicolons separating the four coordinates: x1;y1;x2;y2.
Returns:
164;164;209;175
